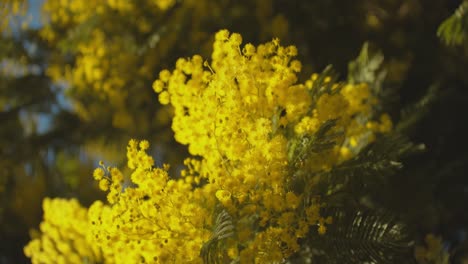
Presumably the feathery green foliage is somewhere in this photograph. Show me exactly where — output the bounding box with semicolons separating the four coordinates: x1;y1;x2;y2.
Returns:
438;1;468;46
201;210;235;264
308;208;415;264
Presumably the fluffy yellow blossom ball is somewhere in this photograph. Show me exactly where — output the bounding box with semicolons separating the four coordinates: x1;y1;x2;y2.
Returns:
216;189;232;204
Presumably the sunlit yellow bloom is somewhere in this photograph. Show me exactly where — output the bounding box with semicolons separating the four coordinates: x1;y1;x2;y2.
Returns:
26;29;393;264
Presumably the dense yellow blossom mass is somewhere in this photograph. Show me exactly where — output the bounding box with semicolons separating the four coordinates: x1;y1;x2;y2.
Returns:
151;29;391;262
39;0;289;138
25;30;391;263
23;198;103;264
40;0;193;134
87;140;213;263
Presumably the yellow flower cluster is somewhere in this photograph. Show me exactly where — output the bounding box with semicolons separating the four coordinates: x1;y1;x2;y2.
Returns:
46;26;145;130
40;0;291;136
23;198;102;264
25;29;393;263
41;0;172;27
152;29;391;262
40;0;178;134
87;140;213;263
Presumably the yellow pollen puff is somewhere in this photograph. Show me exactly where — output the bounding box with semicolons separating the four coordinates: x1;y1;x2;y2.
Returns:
158;91;170;105
285;45;298;56
290;60;302;72
139;140;150;150
93;168;105;180
215;29;230;41
229;33;243;45
152;80;164;93
98;179;109;191
242;43;256;56
215;190;232;204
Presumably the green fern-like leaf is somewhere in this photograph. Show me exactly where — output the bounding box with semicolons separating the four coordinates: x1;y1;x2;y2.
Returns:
301;208;415;264
396;84;439;134
437;1;468;46
348;42;386;87
347;42;401;114
318;133;425;198
200;210;234;264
